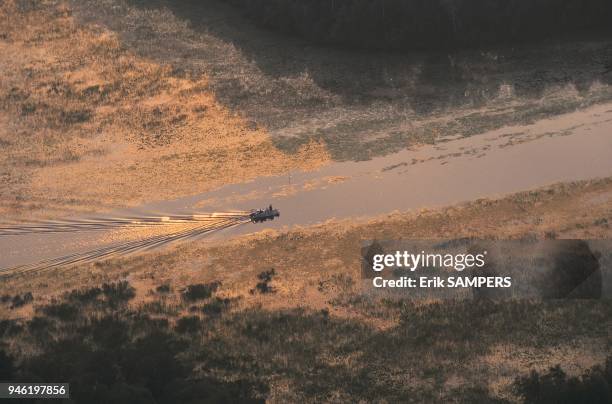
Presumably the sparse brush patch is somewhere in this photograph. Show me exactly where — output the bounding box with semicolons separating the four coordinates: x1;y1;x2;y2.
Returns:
250;269;276;294
66;286;103;304
318;273;355;294
9;292;33;309
102;281;136;307
594;218;609;227
201;297;233;317
182;282;220;302
57;109;91;126
20;102;37;116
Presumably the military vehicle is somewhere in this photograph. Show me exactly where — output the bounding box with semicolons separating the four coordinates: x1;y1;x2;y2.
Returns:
250;205;280;223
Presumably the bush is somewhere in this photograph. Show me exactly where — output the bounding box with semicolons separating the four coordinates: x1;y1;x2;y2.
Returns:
10;292;33;309
182;282;220;302
251;269;276;294
202;297;232;317
66;286;102;304
59;109;91;125
174;316;201;334
156;284;171;294
102;281;136;307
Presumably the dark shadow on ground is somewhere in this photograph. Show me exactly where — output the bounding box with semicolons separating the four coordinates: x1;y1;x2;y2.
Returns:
74;0;612;160
1;279;610;402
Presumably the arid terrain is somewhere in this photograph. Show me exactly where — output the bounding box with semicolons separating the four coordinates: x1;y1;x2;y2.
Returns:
2;0;612;220
0;0;328;220
1;178;611;402
1;0;611;403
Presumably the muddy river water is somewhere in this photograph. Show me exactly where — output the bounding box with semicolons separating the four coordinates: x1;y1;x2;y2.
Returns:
1;103;612;271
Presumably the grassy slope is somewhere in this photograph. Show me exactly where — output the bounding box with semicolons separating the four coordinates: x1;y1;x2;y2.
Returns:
90;0;612;162
0;0;328;220
2;0;611;219
1;178;611;401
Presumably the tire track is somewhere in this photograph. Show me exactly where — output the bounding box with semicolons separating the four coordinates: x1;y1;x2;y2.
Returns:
0;214;251;278
0;212;250;236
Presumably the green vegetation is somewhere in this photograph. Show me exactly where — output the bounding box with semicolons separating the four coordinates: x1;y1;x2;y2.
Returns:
220;0;612;50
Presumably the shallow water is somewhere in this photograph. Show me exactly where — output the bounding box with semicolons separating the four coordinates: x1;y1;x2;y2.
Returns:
1;103;611;271
151;102;612;231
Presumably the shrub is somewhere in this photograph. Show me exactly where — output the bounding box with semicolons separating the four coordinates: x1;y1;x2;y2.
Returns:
10;292;33;309
174;316;201;334
59;109;91;125
182;282;220;302
66;286;102;304
251;269;276;294
102;281;136;307
156;284;171;294
201;297;232;317
513;357;612;403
